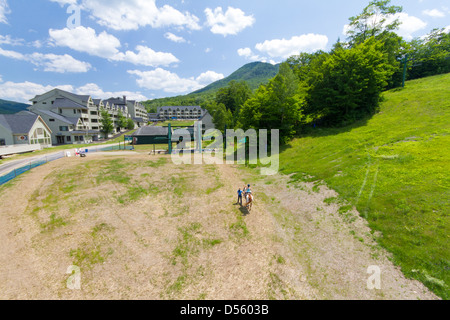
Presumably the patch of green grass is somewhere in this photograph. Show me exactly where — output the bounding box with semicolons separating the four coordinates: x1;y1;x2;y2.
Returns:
324;197;342;205
274;255;286;265
146;157;168;168
171;223;203;267
229;216;250;241
338;205;353;215
156;120;195;127
267;272;289;300
69;223;115;270
279;73;450;299
69;247;105;269
203;166;224;195
202;238;223;248
117;183;160;204
40;214;67;233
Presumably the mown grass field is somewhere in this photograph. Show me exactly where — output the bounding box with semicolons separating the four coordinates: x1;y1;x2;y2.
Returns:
156;120;196;127
279;73;450;299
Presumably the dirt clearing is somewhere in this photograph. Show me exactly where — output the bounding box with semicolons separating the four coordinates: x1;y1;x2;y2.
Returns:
0;153;438;300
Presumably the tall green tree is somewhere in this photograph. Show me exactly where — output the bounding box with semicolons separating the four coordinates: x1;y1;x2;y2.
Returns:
238;62;304;142
212;103;234;131
127;118;136;130
100;108;114;138
407;28;450;80
215;80;252;115
117;110;128;130
346;0;403;46
306;38;395;126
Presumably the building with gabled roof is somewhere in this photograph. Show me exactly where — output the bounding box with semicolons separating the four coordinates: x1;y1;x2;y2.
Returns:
0;112;52;147
28;89;147;145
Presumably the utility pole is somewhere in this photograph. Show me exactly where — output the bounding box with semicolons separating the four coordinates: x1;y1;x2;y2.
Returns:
402;54;414;88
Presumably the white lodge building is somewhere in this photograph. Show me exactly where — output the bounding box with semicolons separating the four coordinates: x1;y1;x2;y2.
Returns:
29;89;148;145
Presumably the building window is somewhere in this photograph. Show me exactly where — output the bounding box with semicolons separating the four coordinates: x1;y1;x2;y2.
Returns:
37;128;44;135
0;139;5;146
49;119;55;122
66;136;72;142
59;126;69;132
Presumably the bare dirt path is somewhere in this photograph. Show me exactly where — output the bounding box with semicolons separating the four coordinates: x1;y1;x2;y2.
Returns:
0;154;439;300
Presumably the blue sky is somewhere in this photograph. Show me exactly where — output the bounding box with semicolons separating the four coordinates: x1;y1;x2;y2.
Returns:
0;0;449;103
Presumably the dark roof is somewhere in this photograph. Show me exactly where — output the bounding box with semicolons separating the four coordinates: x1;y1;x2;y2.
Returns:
0;113;40;134
133;126;169;136
34;109;76;125
31;88;90;103
93;99;103;106
104;97;127;106
53;98;88;110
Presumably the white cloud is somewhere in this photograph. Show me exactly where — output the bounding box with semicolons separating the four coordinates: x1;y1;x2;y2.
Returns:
423;9;445;18
255;34;328;59
78;0;201;31
0;81;73;103
49;27;179;67
205;7;255;36
0;47;91;73
393;13;428;40
0;80;147;103
113;45;179;67
28;53;92;73
74;83;147;101
196;71;225;85
49;0;77;6
0;35;25;46
128;68;224;94
0;0;10;24
238;47;263;61
164;32;186;43
49;27;121;59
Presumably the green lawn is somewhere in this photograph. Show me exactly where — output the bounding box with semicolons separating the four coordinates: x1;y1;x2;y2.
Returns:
279;73;450;299
156;120;196;127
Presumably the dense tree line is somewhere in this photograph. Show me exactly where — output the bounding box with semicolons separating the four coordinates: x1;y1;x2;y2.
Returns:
204;0;450;143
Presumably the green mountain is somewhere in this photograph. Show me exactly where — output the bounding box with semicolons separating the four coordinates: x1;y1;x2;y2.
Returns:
192;61;280;95
143;62;280;110
0;99;30;114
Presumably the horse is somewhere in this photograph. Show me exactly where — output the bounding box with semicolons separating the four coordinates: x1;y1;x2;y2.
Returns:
246;194;253;212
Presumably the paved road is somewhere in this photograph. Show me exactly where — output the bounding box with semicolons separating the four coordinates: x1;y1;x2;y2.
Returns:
0;143;122;176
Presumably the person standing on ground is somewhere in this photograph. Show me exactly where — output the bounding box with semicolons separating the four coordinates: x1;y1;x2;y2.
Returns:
237;188;243;206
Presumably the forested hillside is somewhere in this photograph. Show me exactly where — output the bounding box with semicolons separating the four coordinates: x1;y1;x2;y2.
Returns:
0;99;30;114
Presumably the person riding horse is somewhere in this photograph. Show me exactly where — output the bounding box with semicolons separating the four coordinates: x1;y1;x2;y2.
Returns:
244;184;253;210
